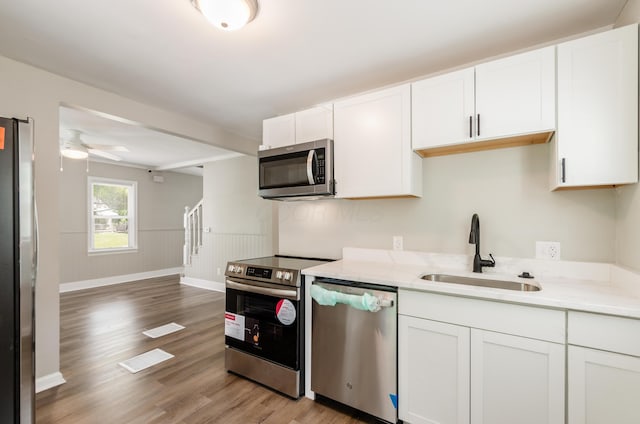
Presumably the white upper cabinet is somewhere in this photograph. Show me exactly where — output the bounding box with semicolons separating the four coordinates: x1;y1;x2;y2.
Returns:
412;68;475;149
412;46;556;156
552;24;638;189
262;105;333;149
334;84;422;198
295;105;333;144
262;113;295;149
475;46;556;139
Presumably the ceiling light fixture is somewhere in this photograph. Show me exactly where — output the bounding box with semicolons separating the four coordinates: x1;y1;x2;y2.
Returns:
60;141;89;160
191;0;259;31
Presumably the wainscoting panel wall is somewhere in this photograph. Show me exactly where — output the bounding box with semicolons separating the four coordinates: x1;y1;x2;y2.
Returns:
59;229;185;283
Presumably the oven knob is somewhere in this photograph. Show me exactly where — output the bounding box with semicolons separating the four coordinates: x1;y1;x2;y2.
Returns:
275;271;283;279
228;265;236;273
236;266;244;274
283;271;292;281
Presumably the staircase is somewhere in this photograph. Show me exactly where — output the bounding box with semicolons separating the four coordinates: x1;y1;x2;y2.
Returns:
183;199;203;265
182;198;272;287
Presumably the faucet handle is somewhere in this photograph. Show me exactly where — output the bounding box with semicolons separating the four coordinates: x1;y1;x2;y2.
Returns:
488;253;496;266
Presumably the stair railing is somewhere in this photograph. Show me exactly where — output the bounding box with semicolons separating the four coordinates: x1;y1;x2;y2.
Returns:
183;199;203;265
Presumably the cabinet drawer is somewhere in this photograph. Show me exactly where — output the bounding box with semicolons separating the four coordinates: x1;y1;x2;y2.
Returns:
568;311;640;356
399;290;565;343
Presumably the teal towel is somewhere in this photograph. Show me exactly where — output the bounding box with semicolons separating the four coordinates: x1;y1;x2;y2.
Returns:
311;284;381;312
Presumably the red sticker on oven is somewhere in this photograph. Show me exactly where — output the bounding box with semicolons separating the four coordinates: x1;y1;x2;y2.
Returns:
275;299;296;325
0;127;4;150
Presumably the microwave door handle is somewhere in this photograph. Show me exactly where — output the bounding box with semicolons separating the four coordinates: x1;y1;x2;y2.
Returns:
306;149;317;184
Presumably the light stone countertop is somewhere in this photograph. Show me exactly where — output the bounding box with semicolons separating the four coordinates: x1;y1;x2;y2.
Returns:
302;248;640;319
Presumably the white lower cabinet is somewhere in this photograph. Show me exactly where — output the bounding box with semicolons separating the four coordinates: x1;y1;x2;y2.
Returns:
470;330;565;424
568;346;640;424
398;290;566;424
398;316;470;424
567;311;640;424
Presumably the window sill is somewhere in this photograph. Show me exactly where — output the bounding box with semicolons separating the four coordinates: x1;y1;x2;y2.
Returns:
88;247;138;256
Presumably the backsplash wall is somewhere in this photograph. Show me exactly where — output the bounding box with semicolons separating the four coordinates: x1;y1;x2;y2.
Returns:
278;143;616;262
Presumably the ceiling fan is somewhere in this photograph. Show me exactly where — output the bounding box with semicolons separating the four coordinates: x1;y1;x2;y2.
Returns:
60;129;129;161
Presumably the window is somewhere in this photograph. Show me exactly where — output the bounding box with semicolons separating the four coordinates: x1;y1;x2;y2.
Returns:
88;177;137;252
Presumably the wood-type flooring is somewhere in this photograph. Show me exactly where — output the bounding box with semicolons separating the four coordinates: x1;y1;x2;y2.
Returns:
36;276;379;424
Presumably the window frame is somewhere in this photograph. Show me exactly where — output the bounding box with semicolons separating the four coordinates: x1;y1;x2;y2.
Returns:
87;176;138;254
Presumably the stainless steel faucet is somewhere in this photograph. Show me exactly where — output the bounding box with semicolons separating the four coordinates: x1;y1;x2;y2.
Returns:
469;213;495;273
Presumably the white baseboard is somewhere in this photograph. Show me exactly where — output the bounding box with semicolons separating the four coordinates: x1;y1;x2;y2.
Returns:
60;267;184;293
180;276;225;293
36;371;66;393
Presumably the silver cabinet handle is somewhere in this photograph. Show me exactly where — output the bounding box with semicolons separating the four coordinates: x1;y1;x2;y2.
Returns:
226;280;299;300
561;158;566;183
306;149;317;185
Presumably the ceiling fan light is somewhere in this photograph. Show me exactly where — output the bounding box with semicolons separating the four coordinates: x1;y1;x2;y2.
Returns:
194;0;258;31
61;147;89;160
60;139;89;160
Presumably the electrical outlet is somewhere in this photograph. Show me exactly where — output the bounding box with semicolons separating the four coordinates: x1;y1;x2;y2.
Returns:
536;241;561;260
217;267;221;276
393;236;403;251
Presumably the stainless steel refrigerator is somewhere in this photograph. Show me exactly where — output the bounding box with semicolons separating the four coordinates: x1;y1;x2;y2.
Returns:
0;116;35;423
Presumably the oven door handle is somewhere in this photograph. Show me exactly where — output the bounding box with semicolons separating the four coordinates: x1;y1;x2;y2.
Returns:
226;280;299;300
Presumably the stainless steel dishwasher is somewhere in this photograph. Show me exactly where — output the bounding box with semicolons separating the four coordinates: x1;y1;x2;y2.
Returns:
311;278;398;423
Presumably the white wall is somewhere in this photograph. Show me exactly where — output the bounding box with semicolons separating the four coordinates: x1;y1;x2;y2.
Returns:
279;143;616;262
616;0;640;27
614;0;640;272
184;155;275;283
59;161;202;283
0;54;254;379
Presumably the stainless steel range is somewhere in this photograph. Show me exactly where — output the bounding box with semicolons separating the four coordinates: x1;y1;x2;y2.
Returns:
224;255;329;398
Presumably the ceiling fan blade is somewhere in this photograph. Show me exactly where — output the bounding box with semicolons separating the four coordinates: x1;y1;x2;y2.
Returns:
88;149;122;161
84;144;129;152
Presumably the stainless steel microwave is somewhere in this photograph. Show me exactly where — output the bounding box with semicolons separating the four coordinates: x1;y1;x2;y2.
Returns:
258;139;334;200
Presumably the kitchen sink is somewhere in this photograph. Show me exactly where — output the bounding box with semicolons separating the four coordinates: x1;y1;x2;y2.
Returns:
420;274;541;292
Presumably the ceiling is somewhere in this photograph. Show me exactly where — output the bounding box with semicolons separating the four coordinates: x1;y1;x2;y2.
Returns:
0;0;631;147
59;106;240;175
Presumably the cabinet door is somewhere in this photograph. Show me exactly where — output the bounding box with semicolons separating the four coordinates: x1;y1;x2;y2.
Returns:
334;84;421;198
568;345;640;424
412;68;475;149
398;316;470;424
555;24;638;188
262;114;295;148
475;46;555;140
295;105;333;143
470;330;564;424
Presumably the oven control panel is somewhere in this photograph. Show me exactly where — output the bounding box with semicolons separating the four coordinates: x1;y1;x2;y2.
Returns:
246;266;272;279
225;262;299;286
227;264;245;275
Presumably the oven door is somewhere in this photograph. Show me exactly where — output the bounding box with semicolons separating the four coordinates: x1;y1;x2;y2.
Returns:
225;279;301;370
